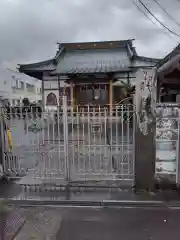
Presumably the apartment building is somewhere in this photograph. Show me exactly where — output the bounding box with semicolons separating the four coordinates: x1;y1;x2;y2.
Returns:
0;68;42;106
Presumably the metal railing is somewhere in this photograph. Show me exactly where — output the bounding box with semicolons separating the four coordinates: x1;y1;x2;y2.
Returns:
1;103;135;186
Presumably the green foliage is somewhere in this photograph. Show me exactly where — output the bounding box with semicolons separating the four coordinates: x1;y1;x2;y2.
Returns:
119;80;135;96
22;98;30;106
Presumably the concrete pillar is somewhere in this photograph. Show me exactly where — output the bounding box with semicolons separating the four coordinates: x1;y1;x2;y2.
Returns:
134;68;156;191
134;120;156;191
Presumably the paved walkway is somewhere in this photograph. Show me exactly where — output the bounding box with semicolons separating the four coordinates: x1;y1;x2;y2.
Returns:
14;208;63;240
3;208;27;240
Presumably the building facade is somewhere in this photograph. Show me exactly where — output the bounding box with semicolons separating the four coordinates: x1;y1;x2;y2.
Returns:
0;68;42;106
19;40;160;110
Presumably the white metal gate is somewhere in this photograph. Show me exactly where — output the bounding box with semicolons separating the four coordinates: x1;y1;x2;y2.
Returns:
1;103;135;186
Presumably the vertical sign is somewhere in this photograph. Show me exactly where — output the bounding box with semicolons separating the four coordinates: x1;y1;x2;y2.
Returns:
134;68;157;190
135;68;157;135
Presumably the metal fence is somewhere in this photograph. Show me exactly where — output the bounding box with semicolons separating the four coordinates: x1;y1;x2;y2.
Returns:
1;103;135;186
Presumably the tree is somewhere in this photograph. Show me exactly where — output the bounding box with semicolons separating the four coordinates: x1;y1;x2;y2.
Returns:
117;81;135;104
22;98;30;106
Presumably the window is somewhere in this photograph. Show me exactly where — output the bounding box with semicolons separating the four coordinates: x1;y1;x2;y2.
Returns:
20;81;24;89
16;79;18;88
26;83;35;92
46;92;57;106
17;99;20;106
12;99;16;106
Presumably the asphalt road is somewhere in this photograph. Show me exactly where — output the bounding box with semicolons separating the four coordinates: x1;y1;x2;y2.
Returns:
56;207;180;240
10;206;180;240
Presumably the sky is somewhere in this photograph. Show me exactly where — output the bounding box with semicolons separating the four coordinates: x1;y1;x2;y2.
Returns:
0;0;180;69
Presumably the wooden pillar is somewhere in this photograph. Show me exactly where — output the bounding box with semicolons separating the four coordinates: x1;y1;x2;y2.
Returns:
109;79;113;114
70;82;74;115
42;72;46;111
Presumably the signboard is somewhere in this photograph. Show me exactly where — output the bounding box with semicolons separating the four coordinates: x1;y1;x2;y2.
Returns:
156;104;179;176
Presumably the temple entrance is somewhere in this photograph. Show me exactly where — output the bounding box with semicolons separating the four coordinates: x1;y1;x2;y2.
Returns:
74;83;109;106
1;99;135;188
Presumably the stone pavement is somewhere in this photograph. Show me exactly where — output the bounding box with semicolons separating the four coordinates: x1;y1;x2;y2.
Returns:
2;207;27;240
14;207;63;240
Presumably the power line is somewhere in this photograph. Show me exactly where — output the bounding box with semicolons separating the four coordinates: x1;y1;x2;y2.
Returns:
152;0;180;28
132;0;174;40
138;0;180;38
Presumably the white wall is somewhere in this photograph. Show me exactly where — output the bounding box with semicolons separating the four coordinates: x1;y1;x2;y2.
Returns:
43;79;70;109
44;81;58;89
0;68;42;105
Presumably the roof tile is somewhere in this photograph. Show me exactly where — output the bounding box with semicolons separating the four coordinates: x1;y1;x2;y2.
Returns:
53;49;131;74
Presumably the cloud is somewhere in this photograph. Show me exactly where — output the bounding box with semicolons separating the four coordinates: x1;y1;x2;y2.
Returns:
0;0;179;68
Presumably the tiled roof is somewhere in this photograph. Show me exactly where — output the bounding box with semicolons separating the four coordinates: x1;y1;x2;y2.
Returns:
158;54;180;75
19;59;56;72
53;49;131;74
18;40;159;79
157;43;180;68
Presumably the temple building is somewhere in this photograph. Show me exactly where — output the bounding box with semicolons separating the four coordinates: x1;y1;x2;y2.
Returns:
19;39;159;110
157;43;180;103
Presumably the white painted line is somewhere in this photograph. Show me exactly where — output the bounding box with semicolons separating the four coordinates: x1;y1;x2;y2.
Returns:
102;200;164;204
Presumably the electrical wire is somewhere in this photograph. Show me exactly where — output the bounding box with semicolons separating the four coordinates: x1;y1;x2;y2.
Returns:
138;0;180;38
152;0;180;28
132;0;175;40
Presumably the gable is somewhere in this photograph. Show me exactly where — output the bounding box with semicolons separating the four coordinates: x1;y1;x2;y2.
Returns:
158;43;180;68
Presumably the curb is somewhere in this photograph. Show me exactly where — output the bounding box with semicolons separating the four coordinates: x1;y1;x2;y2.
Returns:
2;199;169;208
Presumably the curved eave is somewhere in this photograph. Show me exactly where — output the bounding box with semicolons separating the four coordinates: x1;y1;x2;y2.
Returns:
157;43;180;68
18;59;54;69
158;54;180;79
18;59;56;80
136;55;161;63
19;70;43;80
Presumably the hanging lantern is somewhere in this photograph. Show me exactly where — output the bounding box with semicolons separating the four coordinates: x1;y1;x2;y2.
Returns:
93;85;100;100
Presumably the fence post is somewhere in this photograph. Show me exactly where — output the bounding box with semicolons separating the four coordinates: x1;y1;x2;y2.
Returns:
62;96;70;182
177;111;180;187
134;68;156;192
